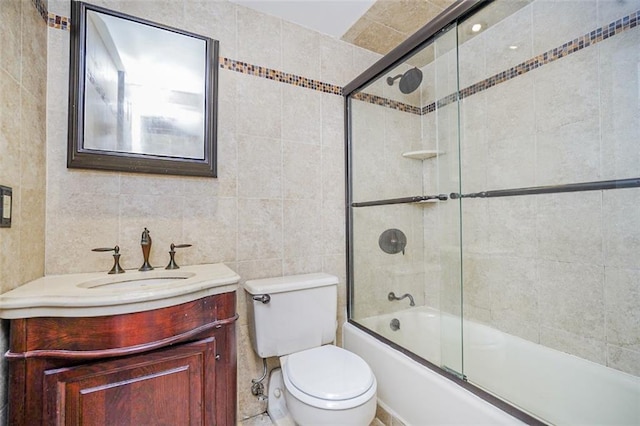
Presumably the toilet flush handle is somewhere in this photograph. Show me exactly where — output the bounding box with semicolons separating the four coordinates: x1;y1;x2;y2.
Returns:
252;294;271;304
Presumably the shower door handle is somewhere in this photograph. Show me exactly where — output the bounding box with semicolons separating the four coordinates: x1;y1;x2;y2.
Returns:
352;194;448;207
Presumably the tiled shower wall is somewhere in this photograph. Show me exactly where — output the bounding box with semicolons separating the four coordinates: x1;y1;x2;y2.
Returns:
350;98;425;318
350;0;639;379
39;0;380;421
349;28;461;322
456;0;640;377
0;0;48;422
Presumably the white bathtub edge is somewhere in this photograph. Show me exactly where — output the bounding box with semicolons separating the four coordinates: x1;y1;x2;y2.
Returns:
343;322;524;425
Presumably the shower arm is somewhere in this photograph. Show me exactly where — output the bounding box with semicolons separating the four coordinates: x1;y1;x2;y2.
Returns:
386;74;403;85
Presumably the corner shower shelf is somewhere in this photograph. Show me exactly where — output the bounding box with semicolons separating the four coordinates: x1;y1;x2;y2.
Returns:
402;150;443;160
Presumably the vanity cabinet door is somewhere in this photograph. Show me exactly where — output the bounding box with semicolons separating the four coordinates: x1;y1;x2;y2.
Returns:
42;337;217;426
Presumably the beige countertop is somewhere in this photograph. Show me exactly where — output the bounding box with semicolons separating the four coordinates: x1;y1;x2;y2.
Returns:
0;263;240;319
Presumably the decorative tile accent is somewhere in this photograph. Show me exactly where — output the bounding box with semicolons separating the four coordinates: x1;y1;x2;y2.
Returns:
436;92;459;109
40;11;344;97
32;0;72;31
219;58;343;95
351;92;422;115
34;1;638;114
355;9;639;115
32;0;48;22
49;13;71;30
457;9;639;103
422;102;436;115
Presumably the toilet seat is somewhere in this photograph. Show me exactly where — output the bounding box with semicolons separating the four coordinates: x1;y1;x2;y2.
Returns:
282;345;376;410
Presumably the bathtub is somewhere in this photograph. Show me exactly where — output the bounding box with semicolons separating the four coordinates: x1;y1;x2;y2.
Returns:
343;307;640;425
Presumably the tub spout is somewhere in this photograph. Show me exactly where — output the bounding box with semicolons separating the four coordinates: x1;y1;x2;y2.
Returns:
388;292;415;306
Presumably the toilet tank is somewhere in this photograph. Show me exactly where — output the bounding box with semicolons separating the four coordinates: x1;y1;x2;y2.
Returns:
243;273;339;358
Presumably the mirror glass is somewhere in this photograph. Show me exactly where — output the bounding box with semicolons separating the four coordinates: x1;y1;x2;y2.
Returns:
69;2;218;177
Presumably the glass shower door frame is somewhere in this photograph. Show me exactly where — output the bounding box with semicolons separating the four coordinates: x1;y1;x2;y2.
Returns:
343;1;544;424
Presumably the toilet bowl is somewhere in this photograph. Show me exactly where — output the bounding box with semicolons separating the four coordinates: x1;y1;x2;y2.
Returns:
244;273;377;425
280;345;377;425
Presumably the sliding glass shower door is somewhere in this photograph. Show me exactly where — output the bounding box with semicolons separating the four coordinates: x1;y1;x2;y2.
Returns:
348;22;464;375
456;1;640;423
347;0;640;423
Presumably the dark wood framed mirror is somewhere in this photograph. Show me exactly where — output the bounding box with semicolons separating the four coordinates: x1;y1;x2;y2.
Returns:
68;1;218;177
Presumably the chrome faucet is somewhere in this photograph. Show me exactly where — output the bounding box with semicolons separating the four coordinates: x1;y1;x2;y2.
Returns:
139;227;154;271
388;292;415;306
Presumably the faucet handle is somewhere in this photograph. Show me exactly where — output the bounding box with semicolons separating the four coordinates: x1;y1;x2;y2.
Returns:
92;246;119;253
165;243;192;270
92;245;125;274
172;243;192;250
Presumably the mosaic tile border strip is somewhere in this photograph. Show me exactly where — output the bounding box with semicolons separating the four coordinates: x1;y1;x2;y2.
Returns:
219;58;343;95
37;1;71;31
32;0;48;22
35;3;638;114
39;9;344;97
355;8;639;115
447;8;640;109
49;13;71;30
422;103;436;115
351;92;422;115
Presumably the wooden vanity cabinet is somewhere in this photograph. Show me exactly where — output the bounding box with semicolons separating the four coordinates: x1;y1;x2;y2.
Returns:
6;292;237;426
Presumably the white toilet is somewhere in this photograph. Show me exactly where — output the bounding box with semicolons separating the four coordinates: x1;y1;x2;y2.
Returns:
244;273;377;426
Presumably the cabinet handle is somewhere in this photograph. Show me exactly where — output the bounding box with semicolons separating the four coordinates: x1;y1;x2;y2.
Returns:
215;354;221;360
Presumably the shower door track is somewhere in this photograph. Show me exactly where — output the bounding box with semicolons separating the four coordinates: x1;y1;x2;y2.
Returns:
451;177;640;199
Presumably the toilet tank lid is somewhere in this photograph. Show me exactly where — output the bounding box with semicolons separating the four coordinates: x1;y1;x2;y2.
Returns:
243;273;338;295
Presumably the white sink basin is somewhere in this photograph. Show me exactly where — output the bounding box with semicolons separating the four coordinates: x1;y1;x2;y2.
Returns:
0;263;240;319
78;271;194;290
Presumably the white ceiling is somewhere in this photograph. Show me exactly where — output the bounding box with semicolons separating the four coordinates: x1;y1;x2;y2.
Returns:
228;0;376;38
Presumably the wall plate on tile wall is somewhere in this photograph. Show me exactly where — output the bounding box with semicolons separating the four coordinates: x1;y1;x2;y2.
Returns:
0;185;12;228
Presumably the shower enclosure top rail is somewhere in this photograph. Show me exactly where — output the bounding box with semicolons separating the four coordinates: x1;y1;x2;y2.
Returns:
450;177;640;199
343;1;485;96
352;194;449;207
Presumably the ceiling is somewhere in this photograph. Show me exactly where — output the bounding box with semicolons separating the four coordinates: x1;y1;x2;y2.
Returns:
229;0;376;39
229;0;457;56
341;0;456;54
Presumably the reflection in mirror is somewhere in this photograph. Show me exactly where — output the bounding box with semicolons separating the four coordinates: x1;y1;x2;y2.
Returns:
69;2;219;177
84;10;206;158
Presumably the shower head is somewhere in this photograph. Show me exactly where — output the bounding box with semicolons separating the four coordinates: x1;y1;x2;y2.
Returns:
386;67;423;94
